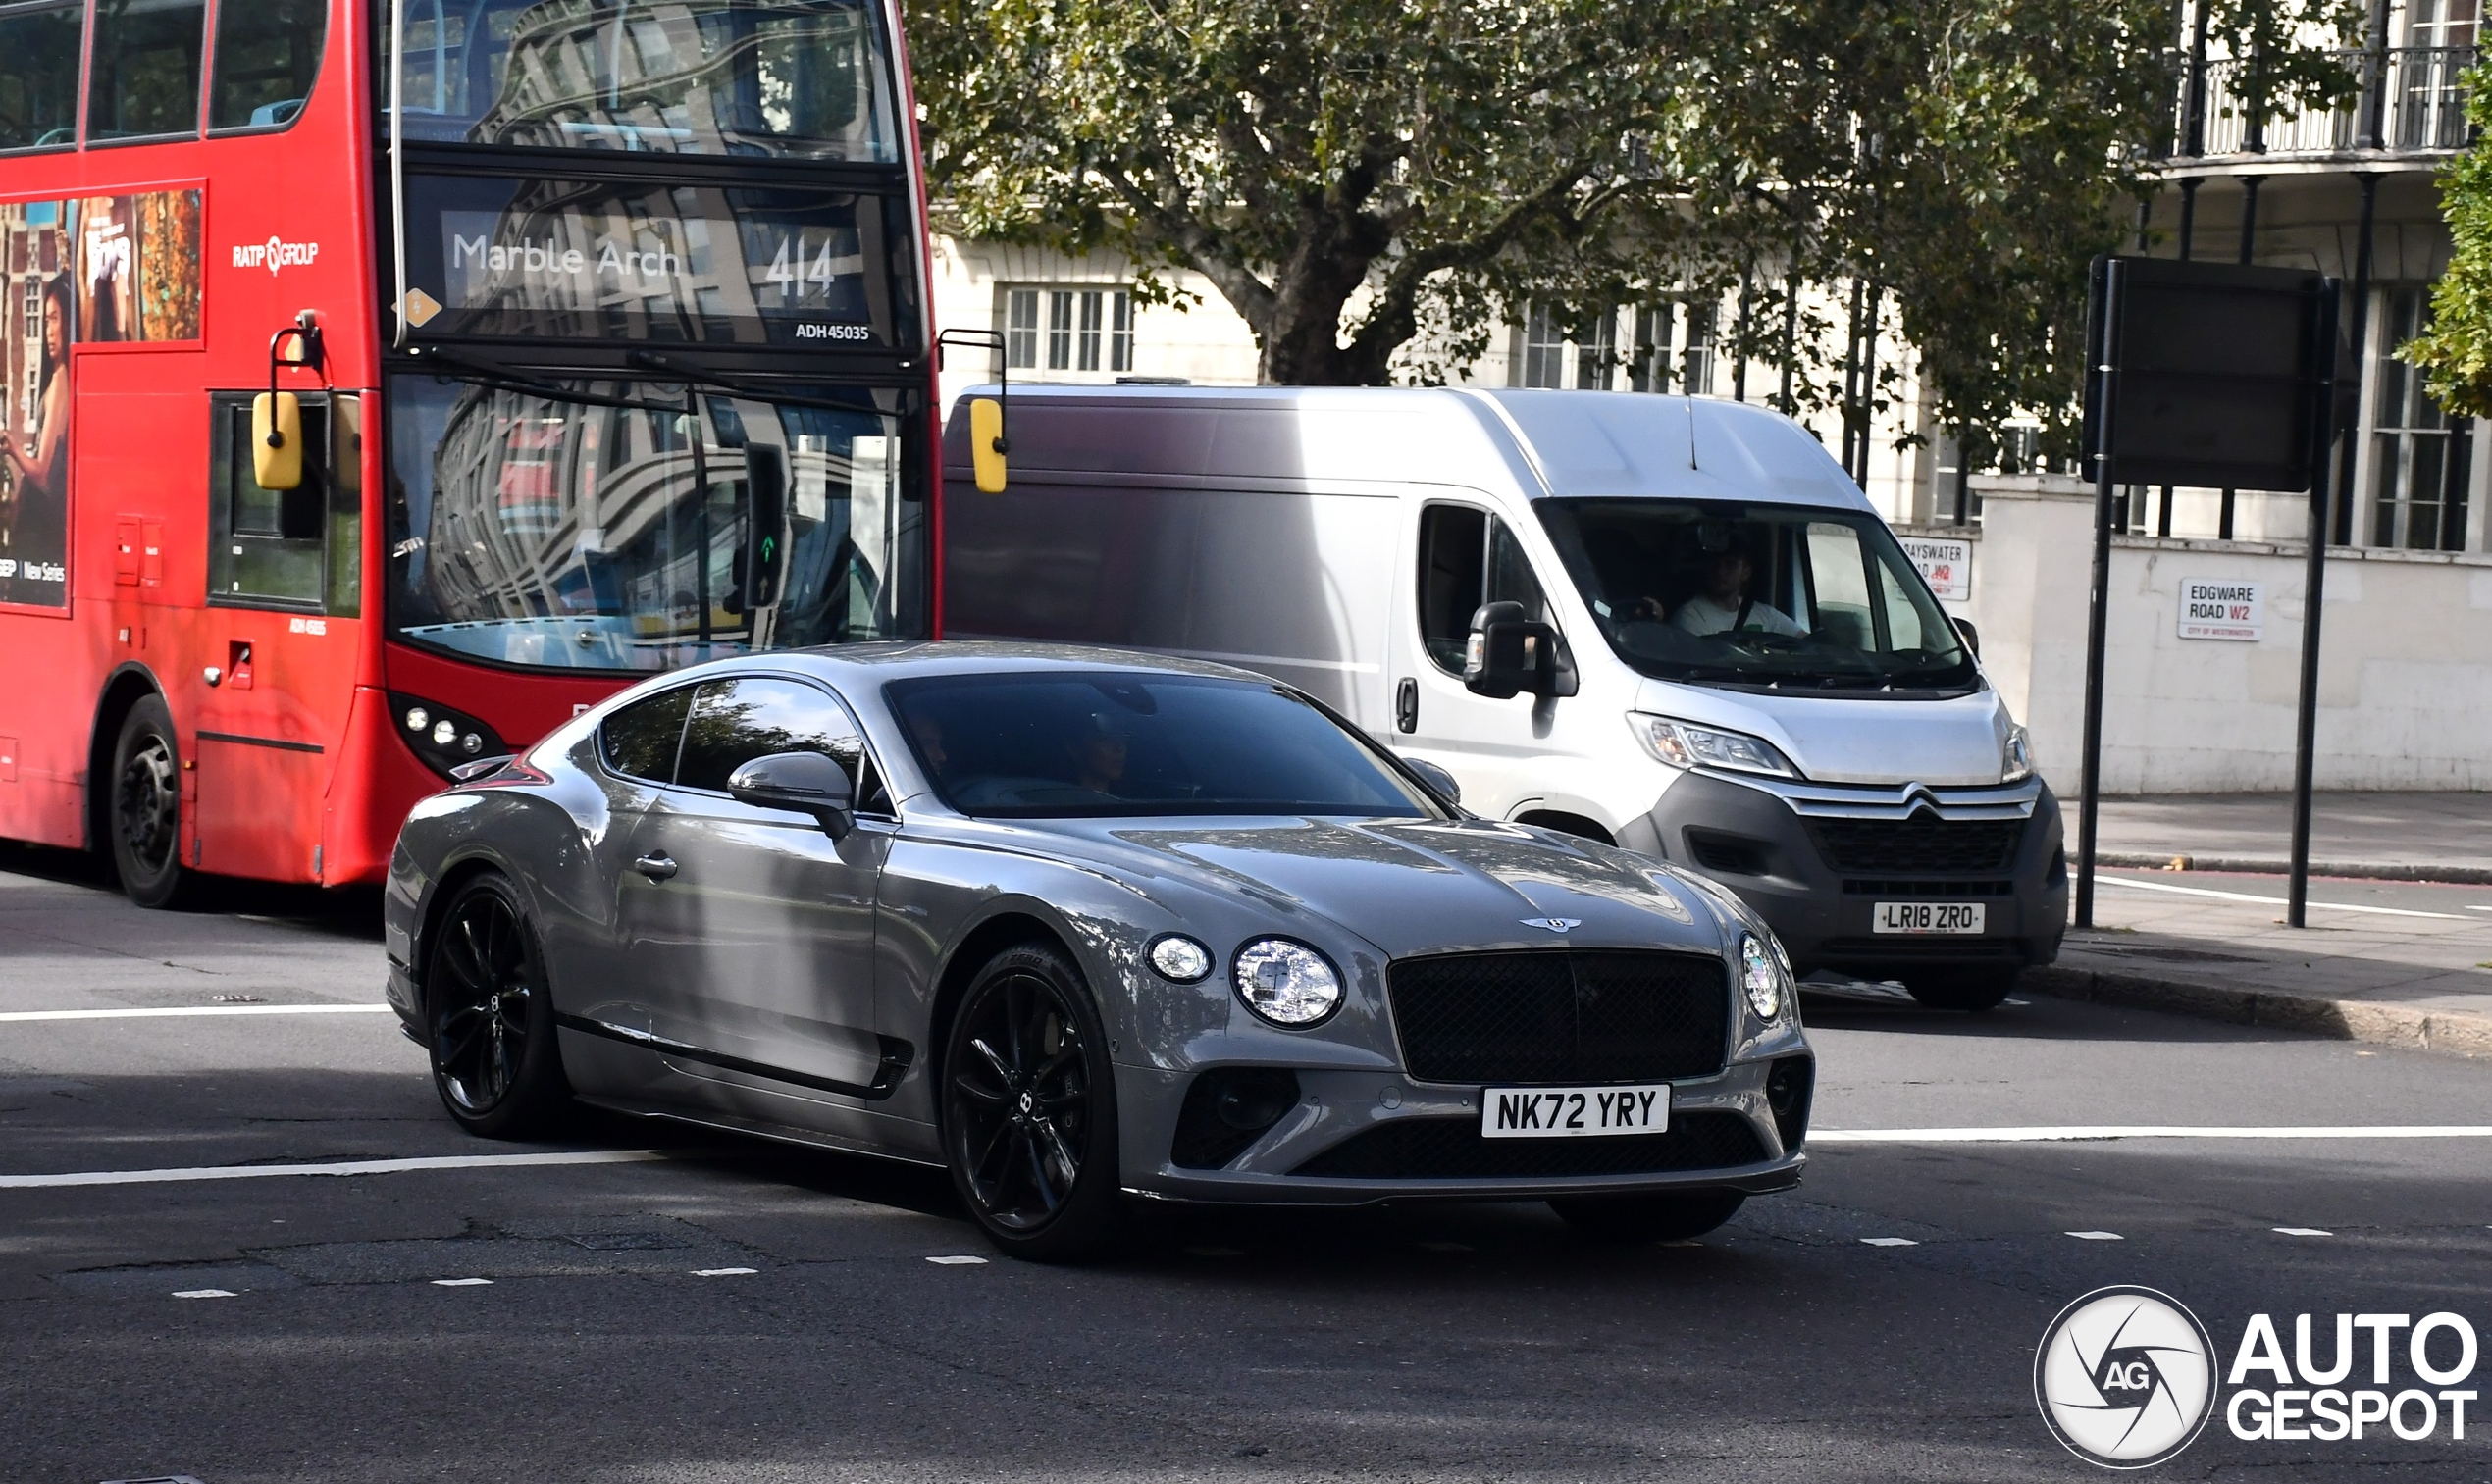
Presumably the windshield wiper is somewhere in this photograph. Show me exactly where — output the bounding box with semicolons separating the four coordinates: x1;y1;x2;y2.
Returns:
402;345;688;415
624;349;878;416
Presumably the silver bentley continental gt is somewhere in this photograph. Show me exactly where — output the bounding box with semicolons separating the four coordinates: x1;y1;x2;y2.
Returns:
383;644;1814;1260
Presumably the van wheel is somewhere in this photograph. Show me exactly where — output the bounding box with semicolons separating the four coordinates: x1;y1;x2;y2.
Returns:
1905;968;2019;1012
108;695;198;909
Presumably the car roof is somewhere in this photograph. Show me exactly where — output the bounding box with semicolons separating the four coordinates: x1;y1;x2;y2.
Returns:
941;384;1869;512
704;640;1286;689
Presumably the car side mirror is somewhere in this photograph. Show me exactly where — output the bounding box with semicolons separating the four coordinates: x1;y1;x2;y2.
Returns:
727;750;855;839
1403;756;1462;807
1951;616;1981;658
1463;600;1579;700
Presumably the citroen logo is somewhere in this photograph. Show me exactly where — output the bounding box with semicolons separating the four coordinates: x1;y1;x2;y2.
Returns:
1520;917;1583;934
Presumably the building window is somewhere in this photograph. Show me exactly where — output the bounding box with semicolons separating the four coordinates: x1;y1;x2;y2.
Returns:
1576;311;1617;390
1517;305;1567;388
1006;287;1133;375
2369;286;2471;551
1630;305;1673;393
1681;301;1718;396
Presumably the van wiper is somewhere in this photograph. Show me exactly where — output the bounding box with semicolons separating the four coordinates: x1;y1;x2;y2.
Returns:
403;344;687;415
624;349;872;416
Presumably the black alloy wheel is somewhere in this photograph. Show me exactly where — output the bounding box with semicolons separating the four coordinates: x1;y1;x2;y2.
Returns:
1548;1189;1747;1244
425;872;568;1138
108;695;195;908
941;943;1126;1261
1904;967;2020;1012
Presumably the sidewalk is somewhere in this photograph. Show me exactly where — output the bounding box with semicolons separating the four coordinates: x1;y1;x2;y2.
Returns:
2026;791;2492;1057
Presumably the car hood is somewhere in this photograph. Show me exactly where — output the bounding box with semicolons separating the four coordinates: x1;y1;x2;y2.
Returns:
1633;678;2011;787
1015;815;1729;960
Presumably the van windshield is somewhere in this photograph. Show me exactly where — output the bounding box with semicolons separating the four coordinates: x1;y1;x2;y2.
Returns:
1532;499;1977;692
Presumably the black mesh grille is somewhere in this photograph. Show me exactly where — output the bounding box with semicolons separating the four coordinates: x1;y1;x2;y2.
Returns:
1386;950;1729;1085
1842;879;2013;897
1808;816;2024;874
1292;1111;1768;1179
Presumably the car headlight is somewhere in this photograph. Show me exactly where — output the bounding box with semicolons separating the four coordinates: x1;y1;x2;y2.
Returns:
1231;939;1343;1027
2001;722;2033;784
1148;934;1214;983
1739;932;1786;1020
1630;713;1796;778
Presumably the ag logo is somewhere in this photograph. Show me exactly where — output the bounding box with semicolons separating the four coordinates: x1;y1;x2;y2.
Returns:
2035;1286;2218;1468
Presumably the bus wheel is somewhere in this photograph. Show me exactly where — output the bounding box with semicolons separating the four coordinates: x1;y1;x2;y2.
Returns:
109;695;196;909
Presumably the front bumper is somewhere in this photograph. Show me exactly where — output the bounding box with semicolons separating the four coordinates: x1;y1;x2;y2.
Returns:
1635;770;2069;979
1114;1055;1808;1205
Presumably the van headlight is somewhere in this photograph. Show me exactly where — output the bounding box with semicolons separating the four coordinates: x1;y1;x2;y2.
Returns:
2001;723;2033;784
1739;932;1786;1020
1630;713;1796;778
1232;939;1343;1027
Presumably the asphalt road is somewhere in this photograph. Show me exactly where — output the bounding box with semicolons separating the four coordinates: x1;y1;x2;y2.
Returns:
4;843;2489;1483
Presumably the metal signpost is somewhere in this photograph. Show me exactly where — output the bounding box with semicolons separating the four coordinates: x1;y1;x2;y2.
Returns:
2077;257;2341;929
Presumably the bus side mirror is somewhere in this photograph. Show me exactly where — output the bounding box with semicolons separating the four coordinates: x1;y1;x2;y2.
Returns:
253;392;303;491
743;444;787;609
969;396;1008;493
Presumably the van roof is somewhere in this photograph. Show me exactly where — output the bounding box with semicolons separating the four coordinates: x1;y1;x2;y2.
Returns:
941;384;1869;509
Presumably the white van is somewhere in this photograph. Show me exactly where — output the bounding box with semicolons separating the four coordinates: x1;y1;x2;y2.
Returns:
941;384;2066;1010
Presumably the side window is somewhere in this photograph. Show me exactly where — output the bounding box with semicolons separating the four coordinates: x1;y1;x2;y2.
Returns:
87;0;208;141
599;686;696;783
209;393;326;609
1416;504;1548;675
1416;505;1485;673
0;2;85;151
1804;522;1874;651
676;677;866;794
210;0;329;130
854;753;894;816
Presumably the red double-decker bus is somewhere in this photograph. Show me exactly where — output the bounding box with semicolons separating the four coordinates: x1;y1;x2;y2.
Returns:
0;0;941;904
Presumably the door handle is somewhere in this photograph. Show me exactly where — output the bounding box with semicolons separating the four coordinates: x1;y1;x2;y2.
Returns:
632;853;679;882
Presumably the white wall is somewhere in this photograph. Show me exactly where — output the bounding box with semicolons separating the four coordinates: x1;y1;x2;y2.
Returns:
1954;476;2492;793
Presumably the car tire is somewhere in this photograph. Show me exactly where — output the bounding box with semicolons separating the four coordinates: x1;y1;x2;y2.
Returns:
941;942;1127;1262
107;695;198;909
1904;968;2019;1012
1548;1189;1746;1244
424;871;569;1139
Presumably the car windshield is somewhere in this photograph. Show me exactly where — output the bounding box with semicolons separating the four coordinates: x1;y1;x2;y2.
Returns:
888;673;1441;820
1532;499;1977;692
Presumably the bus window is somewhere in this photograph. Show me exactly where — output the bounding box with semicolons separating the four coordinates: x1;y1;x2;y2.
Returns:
87;0;208;142
0;3;84;151
211;393;328;610
385;0;898;163
210;0;329;130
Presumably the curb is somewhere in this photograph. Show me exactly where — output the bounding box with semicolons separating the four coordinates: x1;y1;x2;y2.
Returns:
2025;963;2492;1059
2096;851;2492;886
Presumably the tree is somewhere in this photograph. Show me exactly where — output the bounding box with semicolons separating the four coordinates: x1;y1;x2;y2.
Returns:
2401;66;2492;418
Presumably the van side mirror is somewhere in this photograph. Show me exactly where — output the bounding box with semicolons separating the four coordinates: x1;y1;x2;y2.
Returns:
1463;600;1579;700
1951;616;1981;658
727;751;855;840
969;396;1009;493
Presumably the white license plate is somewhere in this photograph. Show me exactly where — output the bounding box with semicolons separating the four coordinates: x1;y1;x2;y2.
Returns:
1872;901;1987;935
1480;1084;1671;1140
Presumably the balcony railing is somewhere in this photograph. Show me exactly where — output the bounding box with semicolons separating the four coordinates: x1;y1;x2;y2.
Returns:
2170;45;2476;159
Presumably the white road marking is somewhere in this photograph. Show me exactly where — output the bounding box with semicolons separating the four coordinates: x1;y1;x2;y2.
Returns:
2274;1226;2334;1237
2095;874;2473;920
925;1254;989;1266
693;1267;757;1277
1812;1125;2492;1143
2066;1231;2124;1241
1860;1237;1918;1247
0;1003;396;1023
2467;905;2492;912
0;1150;669;1189
432;1277;493;1286
172;1289;235;1299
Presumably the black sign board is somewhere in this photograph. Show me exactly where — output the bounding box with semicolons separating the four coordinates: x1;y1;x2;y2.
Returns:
2081;257;2336;492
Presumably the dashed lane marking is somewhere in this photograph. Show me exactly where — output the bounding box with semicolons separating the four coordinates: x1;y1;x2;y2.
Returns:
693;1267;758;1277
2066;1231;2124;1240
432;1278;493;1287
925;1254;989;1265
0;1003;396;1022
1861;1237;1918;1247
0;1150;670;1189
1812;1125;2492;1143
2273;1226;2334;1237
171;1289;235;1299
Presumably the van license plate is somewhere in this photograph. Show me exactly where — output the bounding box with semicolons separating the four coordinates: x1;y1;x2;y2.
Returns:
1480;1084;1671;1139
1873;901;1986;935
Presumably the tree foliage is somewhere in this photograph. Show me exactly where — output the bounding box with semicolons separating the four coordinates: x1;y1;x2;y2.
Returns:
2403;66;2492;419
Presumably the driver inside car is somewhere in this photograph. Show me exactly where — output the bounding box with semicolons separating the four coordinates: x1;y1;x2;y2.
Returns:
1661;546;1803;638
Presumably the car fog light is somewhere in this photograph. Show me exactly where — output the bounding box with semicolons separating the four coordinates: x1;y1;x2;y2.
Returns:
1739;932;1784;1020
1231;939;1343;1027
1148;934;1213;983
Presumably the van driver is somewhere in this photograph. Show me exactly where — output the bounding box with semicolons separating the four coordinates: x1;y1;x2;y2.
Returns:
1667;547;1802;638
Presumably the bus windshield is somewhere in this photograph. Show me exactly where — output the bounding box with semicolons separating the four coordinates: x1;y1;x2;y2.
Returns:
385;374;924;671
1532;498;1978;693
382;0;899;161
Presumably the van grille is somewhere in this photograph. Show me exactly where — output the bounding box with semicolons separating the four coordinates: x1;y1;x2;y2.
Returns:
1385;950;1729;1086
1807;817;2023;874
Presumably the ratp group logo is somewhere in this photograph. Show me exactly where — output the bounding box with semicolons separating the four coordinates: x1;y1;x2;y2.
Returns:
2035;1286;2219;1468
